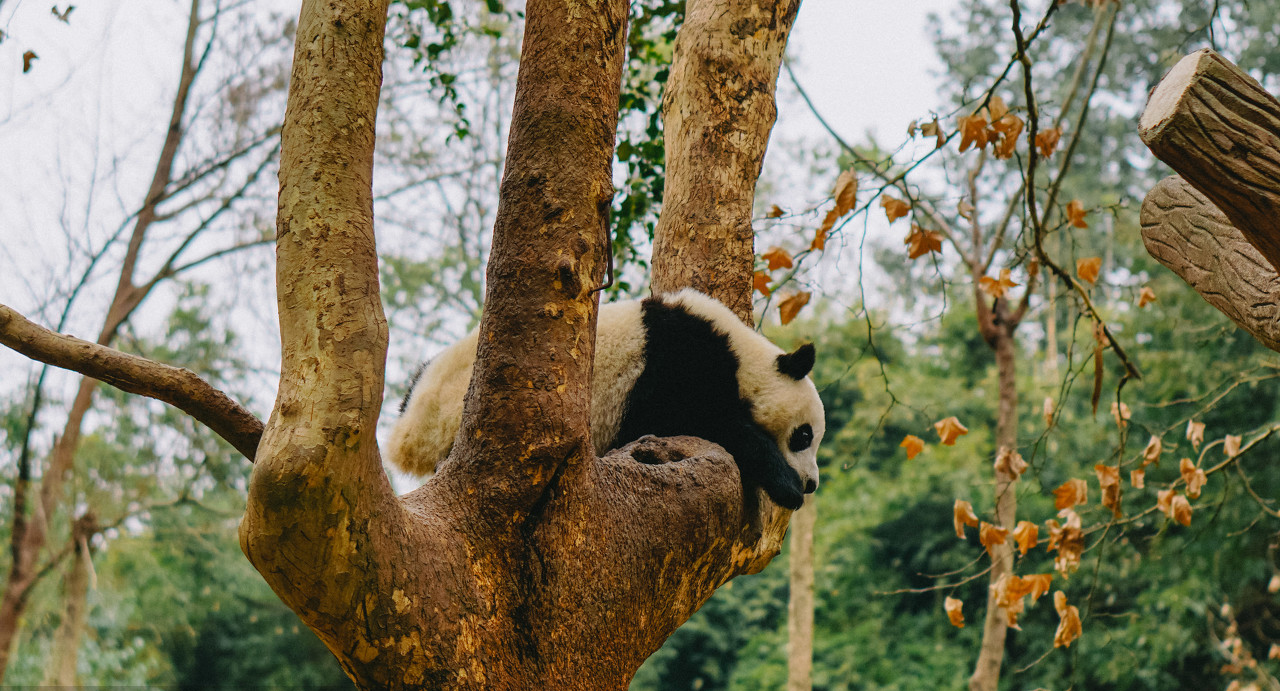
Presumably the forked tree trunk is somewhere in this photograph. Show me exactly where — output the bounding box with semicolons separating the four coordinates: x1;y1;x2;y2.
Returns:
237;0;803;688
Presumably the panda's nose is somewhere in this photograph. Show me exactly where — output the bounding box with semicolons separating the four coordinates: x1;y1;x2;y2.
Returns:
804;479;817;494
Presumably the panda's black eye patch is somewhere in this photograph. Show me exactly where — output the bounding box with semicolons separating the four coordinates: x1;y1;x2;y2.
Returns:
788;424;813;453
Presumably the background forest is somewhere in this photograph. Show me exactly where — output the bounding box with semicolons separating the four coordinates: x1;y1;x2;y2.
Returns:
1;0;1279;689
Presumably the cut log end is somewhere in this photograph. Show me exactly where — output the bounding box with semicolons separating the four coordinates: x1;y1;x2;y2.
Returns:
1139;49;1209;135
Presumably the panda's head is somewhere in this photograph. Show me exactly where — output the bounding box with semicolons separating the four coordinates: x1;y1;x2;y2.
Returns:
742;342;825;502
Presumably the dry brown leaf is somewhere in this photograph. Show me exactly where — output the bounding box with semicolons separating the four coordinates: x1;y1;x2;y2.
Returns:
766;204;785;219
994;447;1028;479
979;521;1010;556
777;292;811;326
1042;396;1055;427
957;112;991;152
881;195;911;223
954;499;980;539
1046;509;1084;577
934;416;969;446
1186;420;1205;449
979;268;1020;299
1171;493;1192;526
1224;434;1242;458
905;224;944;260
1066;199;1089;229
1180;457;1207;499
1035;126;1062;157
1130;468;1145;489
992;114;1023;159
987;95;1009;121
1053;591;1082;648
832;169;858;218
762;247;794;271
1077;256;1102;284
1095;464;1122;518
920;118;945;149
22;50;37;73
1053;478;1088;510
1025;573;1053;602
1137;285;1157;308
944;596;965;628
1013;521;1039;556
900;434;925;460
1156;488;1176;516
1268;574;1279;594
1142;435;1163;467
957;199;976;220
753;271;772;297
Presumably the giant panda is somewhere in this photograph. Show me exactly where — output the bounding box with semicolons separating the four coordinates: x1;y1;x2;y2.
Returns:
387;288;824;510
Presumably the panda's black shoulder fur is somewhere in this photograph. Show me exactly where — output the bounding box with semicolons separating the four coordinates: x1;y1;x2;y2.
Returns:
614;296;802;504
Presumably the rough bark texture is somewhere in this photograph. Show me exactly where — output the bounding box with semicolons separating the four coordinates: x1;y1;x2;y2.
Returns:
1141;176;1280;351
0;305;263;459
1139;49;1280;275
239;0;800;688
650;0;803;320
786;499;815;691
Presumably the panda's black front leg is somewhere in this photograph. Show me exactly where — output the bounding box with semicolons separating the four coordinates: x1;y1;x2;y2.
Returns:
716;420;806;511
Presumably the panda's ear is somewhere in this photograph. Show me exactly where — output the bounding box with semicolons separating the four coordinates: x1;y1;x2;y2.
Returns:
776;343;815;380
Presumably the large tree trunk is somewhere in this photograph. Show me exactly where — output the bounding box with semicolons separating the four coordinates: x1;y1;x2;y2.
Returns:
651;0;802;320
238;0;803;688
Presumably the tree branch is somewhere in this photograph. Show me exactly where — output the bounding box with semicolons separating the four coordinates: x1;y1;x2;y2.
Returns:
0;304;262;459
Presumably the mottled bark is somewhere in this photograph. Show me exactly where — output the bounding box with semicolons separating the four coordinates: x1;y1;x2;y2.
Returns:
1140;49;1280;275
651;0;803;321
786;499;815;691
239;0;798;688
1141;176;1280;352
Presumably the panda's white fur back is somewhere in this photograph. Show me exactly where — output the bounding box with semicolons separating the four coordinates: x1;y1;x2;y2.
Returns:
386;288;822;500
386;300;648;476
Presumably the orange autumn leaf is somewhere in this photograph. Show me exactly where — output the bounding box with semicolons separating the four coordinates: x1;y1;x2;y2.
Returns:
1130;468;1146;489
881;195;911;223
992;114;1024;160
1076;256;1101;284
777;291;811;326
987;95;1009;121
957;112;991;152
934;416;969;446
1013;520;1039;556
900;434;925;460
762;247;794;271
1180;457;1207;499
979;521;1010;555
766;204;785;218
1053;478;1088;510
1094;464;1122;518
1024;573;1053;602
1142;435;1163;467
905;225;944;260
1171;493;1192;526
1186;420;1205;449
1224;434;1242;458
831;169;858;218
22;50;37;74
1066;199;1089;229
979;268;1020;299
944;596;965;628
1046;509;1084;577
920;118;946;149
1035;126;1062;157
753;271;773;297
994;447;1028;479
1053;591;1083;648
1110;401;1131;429
1156;488;1176;515
1137;285;1157;308
992;574;1027;628
812;213;834;251
953;499;980;539
1042;396;1055;427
